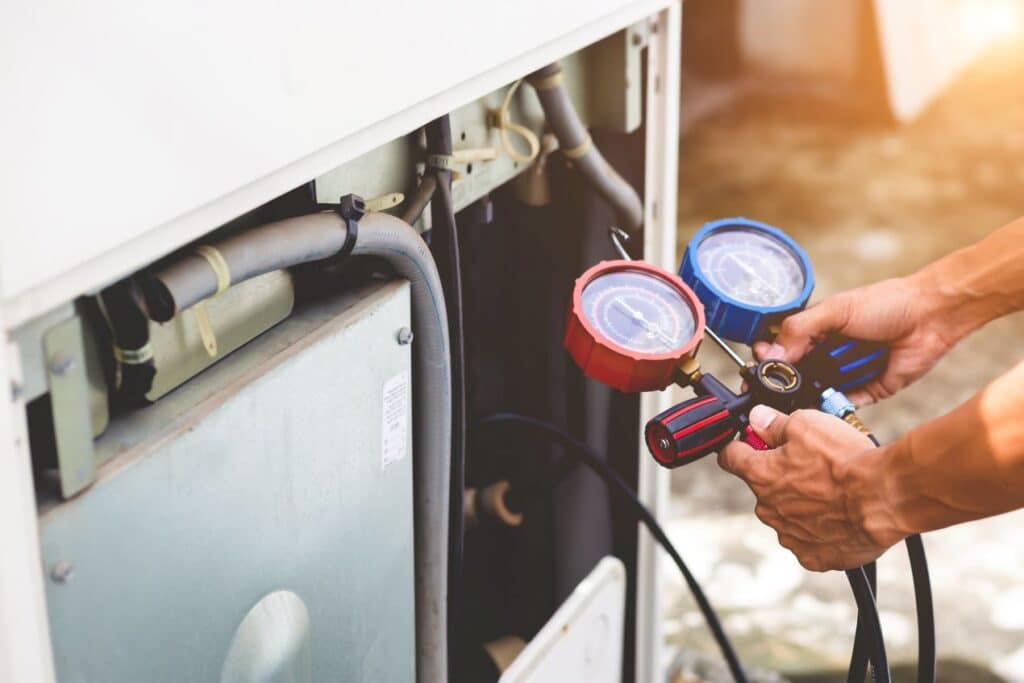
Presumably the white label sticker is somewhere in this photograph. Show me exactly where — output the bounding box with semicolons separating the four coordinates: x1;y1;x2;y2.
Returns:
381;371;410;470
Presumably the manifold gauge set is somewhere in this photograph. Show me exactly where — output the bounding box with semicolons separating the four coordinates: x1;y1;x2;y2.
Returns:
563;218;888;467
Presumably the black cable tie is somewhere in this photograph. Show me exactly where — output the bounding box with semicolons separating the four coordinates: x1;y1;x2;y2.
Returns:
335;193;365;261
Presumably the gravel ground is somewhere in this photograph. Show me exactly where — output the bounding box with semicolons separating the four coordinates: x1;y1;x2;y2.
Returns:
666;36;1024;683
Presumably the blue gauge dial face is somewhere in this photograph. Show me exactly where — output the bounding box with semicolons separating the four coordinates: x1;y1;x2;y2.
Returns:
696;228;806;307
581;269;696;354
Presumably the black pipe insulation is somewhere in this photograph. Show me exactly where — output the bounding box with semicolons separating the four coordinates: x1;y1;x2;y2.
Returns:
96;278;157;405
526;62;644;233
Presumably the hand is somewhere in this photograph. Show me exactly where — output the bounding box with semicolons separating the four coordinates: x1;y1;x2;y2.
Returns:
718;405;907;571
753;276;958;405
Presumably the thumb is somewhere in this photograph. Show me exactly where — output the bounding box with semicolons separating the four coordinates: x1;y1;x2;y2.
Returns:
747;404;790;447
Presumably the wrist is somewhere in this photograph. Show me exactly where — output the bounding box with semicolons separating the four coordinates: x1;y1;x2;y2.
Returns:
840;444;913;547
906;258;989;345
910;226;1024;340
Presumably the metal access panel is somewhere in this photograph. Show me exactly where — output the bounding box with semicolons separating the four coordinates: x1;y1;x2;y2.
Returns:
38;281;415;683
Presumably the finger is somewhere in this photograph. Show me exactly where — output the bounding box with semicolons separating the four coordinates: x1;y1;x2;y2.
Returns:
774;298;852;363
777;541;826;571
846;379;885;407
753;340;786;362
747;404;790;448
797;553;828;573
717;440;759;478
845;388;875;407
776;532;806;551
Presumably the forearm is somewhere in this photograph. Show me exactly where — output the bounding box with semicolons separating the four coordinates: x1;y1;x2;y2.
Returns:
849;358;1024;539
911;216;1024;340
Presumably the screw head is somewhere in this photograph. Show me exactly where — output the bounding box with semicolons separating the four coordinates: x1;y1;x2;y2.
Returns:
50;560;74;584
396;327;414;345
49;355;76;376
659;438;672;450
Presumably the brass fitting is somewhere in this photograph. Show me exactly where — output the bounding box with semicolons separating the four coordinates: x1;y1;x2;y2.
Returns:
678;356;703;385
843;412;873;435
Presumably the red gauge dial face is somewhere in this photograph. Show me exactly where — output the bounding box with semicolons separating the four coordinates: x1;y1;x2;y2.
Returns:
581;269;697;356
564;260;705;393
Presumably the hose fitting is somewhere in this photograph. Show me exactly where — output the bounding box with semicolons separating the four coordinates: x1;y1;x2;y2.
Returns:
819;387;856;419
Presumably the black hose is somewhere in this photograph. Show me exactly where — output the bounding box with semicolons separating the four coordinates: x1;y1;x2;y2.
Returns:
846;567;891;683
847;433;935;683
426;115;466;680
847;561;878;683
906;534;936;683
478;412;750;683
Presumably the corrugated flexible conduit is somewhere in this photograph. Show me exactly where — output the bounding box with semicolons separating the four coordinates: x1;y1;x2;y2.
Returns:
526;62;644;233
142;210;451;683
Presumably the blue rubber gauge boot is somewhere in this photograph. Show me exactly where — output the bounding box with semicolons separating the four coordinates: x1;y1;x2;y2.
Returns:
679;218;814;344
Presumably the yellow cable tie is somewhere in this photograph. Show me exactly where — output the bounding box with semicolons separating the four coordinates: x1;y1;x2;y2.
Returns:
452;148;499;164
527;70;564;91
365;192;406;213
195;245;231;295
490;79;541;165
563;134;593;160
192;245;231;357
112;343;154;365
193;302;218;357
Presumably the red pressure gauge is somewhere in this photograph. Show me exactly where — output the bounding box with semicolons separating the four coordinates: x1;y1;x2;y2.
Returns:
564;260;705;393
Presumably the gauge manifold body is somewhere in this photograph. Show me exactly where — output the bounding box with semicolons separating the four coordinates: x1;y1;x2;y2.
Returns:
680;218;814;344
564;260;705;393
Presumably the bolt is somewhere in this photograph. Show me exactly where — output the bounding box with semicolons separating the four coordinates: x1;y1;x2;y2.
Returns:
49;354;76;376
631;31;644;47
51;560;74;584
396;327;414;345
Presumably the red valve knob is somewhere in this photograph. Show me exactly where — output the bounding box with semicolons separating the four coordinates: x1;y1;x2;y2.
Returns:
741;425;770;450
645;395;739;468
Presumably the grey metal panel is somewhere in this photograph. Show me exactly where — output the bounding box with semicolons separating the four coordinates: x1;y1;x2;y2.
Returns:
40;281;415;683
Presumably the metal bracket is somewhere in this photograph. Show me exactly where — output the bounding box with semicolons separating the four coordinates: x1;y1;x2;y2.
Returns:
43;316;96;498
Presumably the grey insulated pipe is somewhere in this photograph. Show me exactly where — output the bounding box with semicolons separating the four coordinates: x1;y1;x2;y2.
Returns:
142;211;451;683
527;62;644;233
142;212;354;321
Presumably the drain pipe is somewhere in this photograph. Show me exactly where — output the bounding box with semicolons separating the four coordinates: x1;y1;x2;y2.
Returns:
141;208;451;683
526;62;644;233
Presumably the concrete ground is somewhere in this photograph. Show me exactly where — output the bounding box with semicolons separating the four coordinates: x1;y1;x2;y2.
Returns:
664;38;1024;683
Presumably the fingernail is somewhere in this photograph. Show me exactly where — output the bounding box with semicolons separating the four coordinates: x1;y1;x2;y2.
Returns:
749;405;777;430
766;344;786;359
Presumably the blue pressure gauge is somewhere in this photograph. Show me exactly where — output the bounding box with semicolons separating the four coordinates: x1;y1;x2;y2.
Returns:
679;218;814;344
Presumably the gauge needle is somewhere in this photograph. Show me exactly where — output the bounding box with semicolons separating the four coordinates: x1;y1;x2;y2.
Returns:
727;252;782;297
614;299;644;320
613;300;677;347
